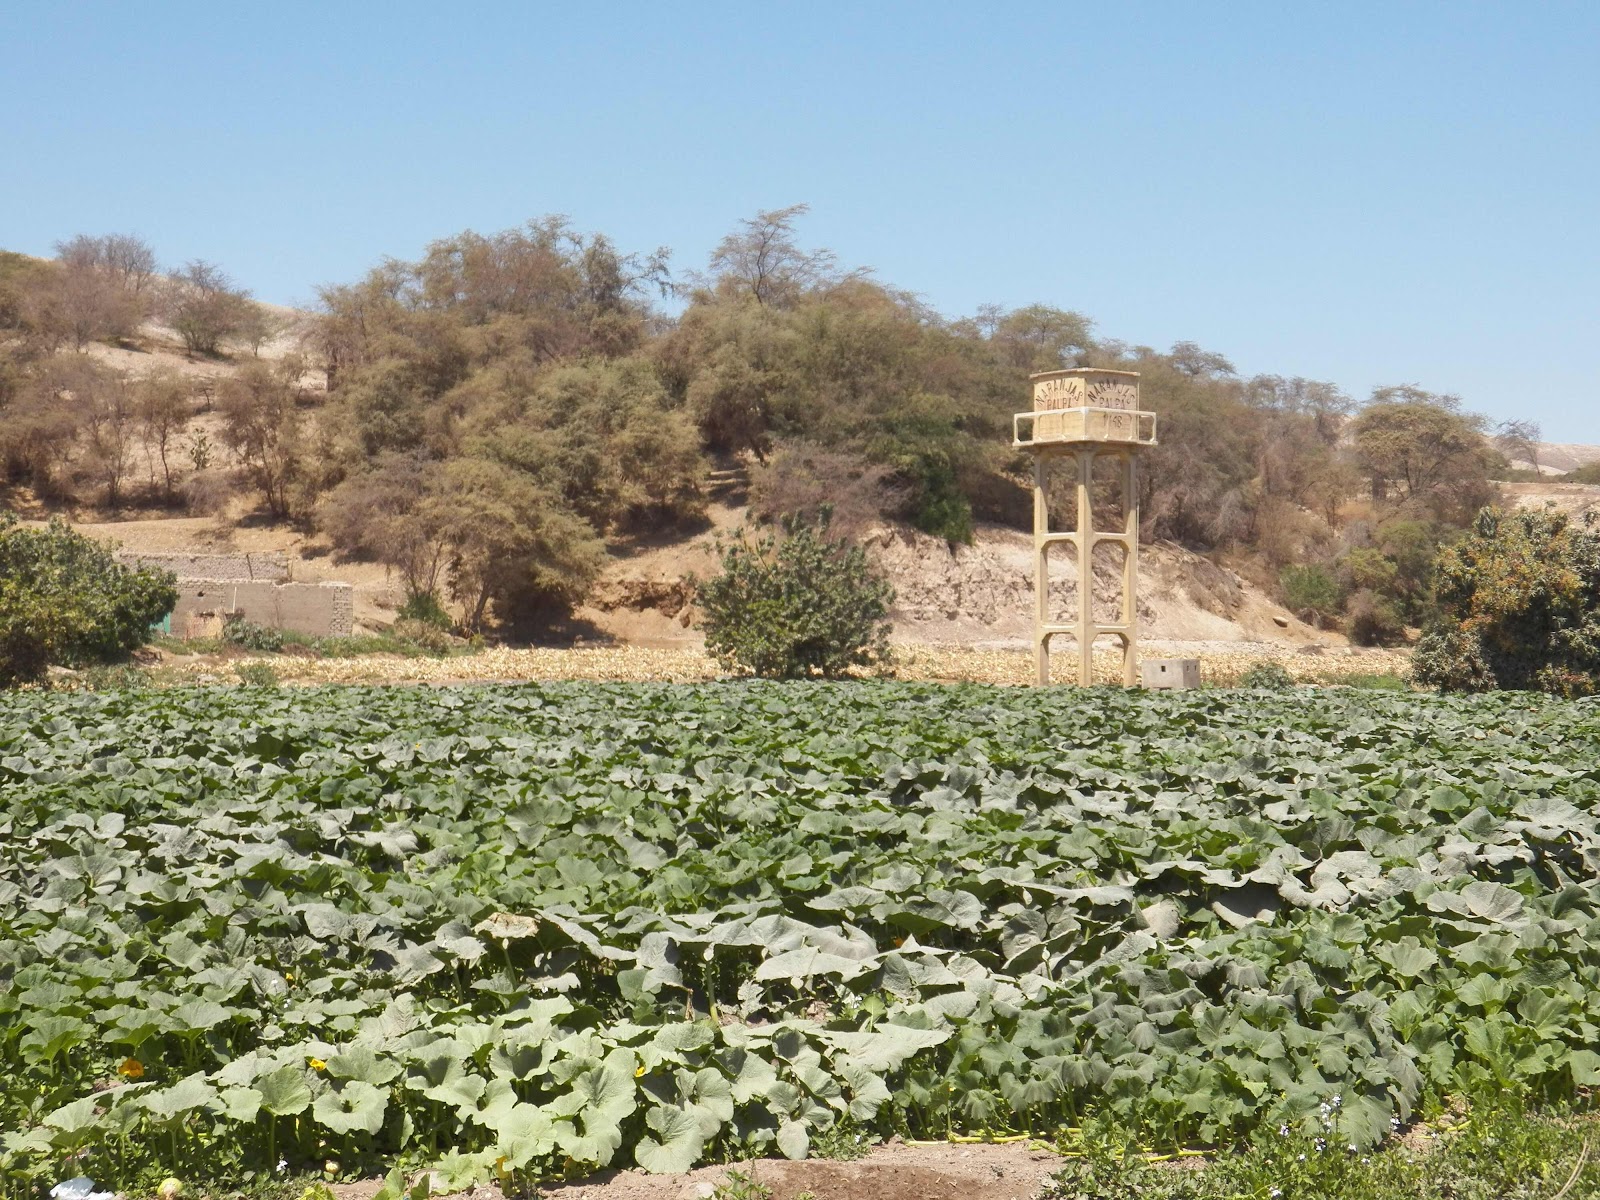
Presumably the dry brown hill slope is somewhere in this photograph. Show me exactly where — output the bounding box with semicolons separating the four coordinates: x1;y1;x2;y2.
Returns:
17;315;1344;652
576;502;1335;653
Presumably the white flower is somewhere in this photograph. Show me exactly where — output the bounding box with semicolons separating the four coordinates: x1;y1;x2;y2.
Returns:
1279;1124;1290;1136
1297;1153;1307;1162
276;1159;288;1174
50;1181;115;1200
1271;1190;1284;1199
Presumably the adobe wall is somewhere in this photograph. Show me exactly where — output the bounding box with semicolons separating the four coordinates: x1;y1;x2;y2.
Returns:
117;551;290;581
172;580;354;638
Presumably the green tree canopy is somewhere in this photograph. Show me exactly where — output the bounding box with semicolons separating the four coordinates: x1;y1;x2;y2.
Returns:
0;515;177;686
1350;388;1497;525
1413;506;1600;695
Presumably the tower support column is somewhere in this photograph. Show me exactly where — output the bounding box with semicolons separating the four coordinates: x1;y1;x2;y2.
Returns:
1017;369;1156;687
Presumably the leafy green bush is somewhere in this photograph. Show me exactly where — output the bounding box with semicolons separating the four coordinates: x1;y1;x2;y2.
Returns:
866;398;979;545
1280;564;1341;628
1346;588;1407;646
696;510;894;678
234;662;279;687
392;617;453;653
1413;506;1600;694
1339;545;1398;595
221;616;284;653
1336;672;1413;691
76;664;153;691
0;514;177;687
898;451;975;545
1238;661;1293;689
398;589;454;630
1335;522;1442;633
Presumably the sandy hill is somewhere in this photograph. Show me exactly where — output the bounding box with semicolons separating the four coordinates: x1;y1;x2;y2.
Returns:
1503;479;1600;518
84;305;320;389
1505;441;1600;475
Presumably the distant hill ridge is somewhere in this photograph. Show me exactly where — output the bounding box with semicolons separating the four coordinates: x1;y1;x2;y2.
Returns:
1524;443;1600;474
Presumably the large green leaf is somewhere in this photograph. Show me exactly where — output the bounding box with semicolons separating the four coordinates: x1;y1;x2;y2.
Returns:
777;1118;810;1160
635;1105;708;1174
313;1080;388;1136
327;1045;403;1086
489;1102;559;1166
139;1074;219;1121
549;1061;637;1124
42;1096;101;1134
19;1016;88;1064
256;1066;313;1116
218;1086;263;1122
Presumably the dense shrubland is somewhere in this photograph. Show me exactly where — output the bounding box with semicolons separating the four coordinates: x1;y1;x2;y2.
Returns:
0;210;1558;637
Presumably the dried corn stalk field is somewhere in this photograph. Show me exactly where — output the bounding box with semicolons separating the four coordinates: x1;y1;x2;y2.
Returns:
153;643;1413;688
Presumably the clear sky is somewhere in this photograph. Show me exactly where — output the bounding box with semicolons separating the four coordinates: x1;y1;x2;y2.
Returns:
3;2;1596;438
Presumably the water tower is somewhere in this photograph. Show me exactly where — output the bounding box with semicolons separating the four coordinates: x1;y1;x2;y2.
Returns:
1014;369;1157;685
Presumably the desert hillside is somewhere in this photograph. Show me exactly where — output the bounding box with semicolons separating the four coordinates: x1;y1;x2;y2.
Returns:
56;485;1342;655
1505;442;1600;474
1503;479;1600;518
571;497;1337;653
4;298;1349;651
19;307;1598;656
7;223;1594;660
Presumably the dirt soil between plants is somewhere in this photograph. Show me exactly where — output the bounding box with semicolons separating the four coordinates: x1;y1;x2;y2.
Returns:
334;1142;1065;1200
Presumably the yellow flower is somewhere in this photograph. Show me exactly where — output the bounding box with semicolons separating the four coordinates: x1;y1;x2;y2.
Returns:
118;1057;144;1080
309;1057;327;1071
634;1064;647;1077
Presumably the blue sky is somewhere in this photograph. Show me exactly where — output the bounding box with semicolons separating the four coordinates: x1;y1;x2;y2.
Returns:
3;2;1596;438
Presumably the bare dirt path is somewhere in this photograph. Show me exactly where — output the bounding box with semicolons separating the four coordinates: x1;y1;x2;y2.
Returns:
544;1142;1065;1200
333;1142;1065;1200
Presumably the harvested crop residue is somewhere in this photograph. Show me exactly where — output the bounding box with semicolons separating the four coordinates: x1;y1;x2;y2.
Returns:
151;642;1411;688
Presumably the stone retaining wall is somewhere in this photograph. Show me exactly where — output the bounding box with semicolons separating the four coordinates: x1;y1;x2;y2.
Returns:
172;580;353;638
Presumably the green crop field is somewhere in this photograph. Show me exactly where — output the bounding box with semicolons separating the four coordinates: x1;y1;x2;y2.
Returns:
3;683;1599;1194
